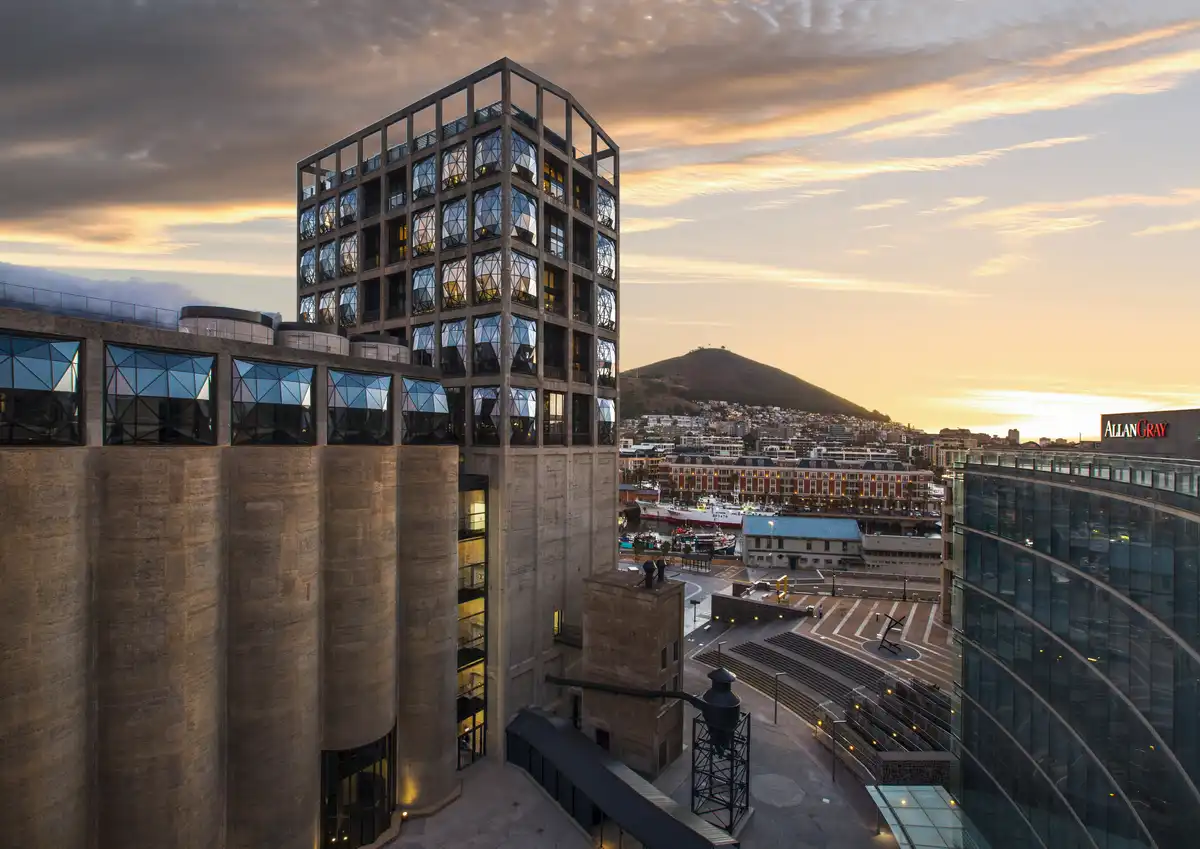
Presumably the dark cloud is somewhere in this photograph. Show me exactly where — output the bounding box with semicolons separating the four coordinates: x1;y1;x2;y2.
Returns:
0;261;207;314
1;0;1196;229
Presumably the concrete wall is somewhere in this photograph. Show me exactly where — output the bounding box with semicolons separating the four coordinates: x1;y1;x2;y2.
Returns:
711;593;810;626
94;450;225;849
395;446;459;814
225;449;322;849
0;450;90;849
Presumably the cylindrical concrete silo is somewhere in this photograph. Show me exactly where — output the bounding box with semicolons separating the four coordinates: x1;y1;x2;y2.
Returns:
226;448;322;849
0;449;90;849
93;448;224;849
395;445;460;814
322;447;398;751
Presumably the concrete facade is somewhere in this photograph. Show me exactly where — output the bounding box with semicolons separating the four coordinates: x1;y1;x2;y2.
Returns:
579;569;685;779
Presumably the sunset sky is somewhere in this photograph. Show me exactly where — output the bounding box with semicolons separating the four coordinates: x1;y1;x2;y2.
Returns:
3;0;1200;438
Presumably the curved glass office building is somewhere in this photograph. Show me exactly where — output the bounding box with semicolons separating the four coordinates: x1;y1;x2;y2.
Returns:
952;447;1200;849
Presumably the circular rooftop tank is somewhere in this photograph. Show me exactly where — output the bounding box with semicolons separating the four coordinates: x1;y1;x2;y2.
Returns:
179;306;275;345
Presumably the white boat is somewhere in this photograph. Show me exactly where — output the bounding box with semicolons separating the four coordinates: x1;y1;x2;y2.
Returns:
637;498;777;528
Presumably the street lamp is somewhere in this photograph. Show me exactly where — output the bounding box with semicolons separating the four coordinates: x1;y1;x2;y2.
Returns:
830;718;849;783
717;640;727;662
773;671;785;724
768;519;776;569
690;597;701;624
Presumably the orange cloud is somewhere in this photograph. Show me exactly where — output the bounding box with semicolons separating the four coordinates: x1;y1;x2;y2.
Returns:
855;199;908;212
1030;21;1200;69
958;188;1200;239
620;217;692;234
1133;218;1200;237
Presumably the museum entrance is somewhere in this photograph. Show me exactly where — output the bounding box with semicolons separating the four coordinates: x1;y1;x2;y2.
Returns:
320;727;396;848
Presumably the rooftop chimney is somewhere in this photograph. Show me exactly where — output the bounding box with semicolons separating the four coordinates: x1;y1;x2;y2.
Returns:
642;561;656;590
655;559;666;584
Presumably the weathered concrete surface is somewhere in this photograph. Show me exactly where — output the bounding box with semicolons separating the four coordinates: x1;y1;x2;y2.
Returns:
225;448;322;849
395;445;459;814
322;447;398;751
94;449;224;849
0;449;90;849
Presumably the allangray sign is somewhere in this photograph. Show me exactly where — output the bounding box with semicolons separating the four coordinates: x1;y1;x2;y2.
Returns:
1102;419;1169;439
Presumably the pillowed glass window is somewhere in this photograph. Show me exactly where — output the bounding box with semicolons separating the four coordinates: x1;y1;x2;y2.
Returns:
473;314;501;375
596;234;616;279
412;156;436;200
508;315;537;376
328;369;391;445
319;290;337;325
473;387;501;445
339;189;359;226
441;143;467;190
319;198;337;234
597;187;616;229
441;258;467;310
0;333;80;445
320;729;396;849
511;188;538;245
511;251;538;307
509;387;537;446
473;250;501;304
411;324;435;368
597;286;616;330
441;320;467;376
339;233;359;276
473;185;501;241
543;390;566;445
597;397;616;445
338;286;358;327
474;129;502;177
596;339;616;387
300;248;317;287
400;378;450;444
411;266;435;316
442;198;467;249
300;206;317;240
511;132;537;182
299;294;317;323
319;241;338;280
105;345;214;445
231;359;314;445
412;208;435;257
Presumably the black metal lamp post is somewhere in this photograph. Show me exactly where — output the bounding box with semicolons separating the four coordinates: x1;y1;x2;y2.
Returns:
772;671;784;724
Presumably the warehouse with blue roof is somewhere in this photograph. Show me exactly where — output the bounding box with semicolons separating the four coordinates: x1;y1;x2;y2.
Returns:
742;515;864;570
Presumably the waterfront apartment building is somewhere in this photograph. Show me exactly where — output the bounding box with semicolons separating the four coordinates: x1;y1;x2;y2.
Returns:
951;408;1200;849
660;453;933;508
296;58;620;763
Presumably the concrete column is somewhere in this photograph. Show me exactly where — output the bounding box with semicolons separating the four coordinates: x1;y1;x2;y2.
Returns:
391;374;406;445
216;352;233;445
83;336;104;445
314;363;329;445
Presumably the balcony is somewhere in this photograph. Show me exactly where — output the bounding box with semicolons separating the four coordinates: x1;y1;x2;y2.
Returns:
544;364;567;381
457;681;486;723
386;142;409;163
475;101;503;123
414;130;438;152
457;632;485;670
510;104;538;132
340;165;357;183
387;191;406;212
572;367;592;384
459;565;486;604
301;185;317;201
442;116;468;139
572;302;592;324
363;154;381;174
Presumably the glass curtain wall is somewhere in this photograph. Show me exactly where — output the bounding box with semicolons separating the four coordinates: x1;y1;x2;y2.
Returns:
458;479;488;768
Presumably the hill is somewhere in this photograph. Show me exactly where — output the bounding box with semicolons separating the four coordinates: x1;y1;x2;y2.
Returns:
619;348;885;420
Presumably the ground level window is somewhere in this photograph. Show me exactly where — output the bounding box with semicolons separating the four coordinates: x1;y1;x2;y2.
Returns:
320;728;396;848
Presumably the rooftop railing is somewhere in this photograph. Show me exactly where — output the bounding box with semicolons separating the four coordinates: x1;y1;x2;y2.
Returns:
0;281;180;330
964;448;1200;504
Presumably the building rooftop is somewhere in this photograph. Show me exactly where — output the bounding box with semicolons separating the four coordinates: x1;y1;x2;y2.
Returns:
742;515;862;540
586;566;684;595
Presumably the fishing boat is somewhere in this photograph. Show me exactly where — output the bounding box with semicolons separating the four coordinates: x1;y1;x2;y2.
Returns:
637;496;777;528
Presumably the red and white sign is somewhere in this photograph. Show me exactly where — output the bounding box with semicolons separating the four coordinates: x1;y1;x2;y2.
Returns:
1103;419;1169;439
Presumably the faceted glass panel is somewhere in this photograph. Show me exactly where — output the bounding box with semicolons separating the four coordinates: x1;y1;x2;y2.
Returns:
104;345;215;445
473;185;502;241
401;378;450;444
442;198;467;249
509;387;537;446
511;188;538;245
328;369;392;445
412;156;436;200
510;251;538;307
473;387;501;445
300;248;317;287
473;250;502;304
339;189;359;226
597;187;616;229
300;206;317;240
597;234;616;279
230;358;314;445
440;319;467;376
319;198;338;234
597;397;616;445
597;339;617;387
411;323;435;368
412;266;435;316
473;314;501;375
508;315;537;376
338;286;358;327
319;241;338;280
441;258;467;310
412;208;436;257
0;333;81;445
339;233;359;276
474;129;502;177
597;286;616;330
319;290;337;325
299;294;317;323
511;132;537;182
441;143;467;190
